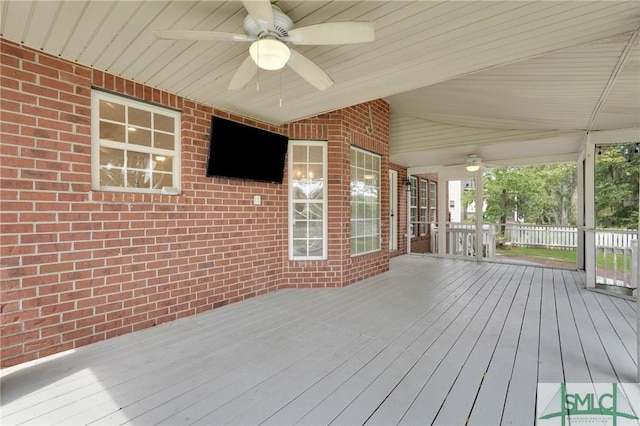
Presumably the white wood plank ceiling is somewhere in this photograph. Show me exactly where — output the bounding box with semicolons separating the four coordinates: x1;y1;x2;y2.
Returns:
2;1;639;168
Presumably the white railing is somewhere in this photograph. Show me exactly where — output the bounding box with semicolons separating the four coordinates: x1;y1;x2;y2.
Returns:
431;223;496;259
595;245;634;288
505;224;637;250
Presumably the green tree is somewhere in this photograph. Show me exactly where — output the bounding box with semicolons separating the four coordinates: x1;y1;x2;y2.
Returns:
464;164;577;233
595;143;640;229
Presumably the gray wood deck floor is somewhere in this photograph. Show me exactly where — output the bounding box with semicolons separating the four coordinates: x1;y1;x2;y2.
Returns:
1;255;637;425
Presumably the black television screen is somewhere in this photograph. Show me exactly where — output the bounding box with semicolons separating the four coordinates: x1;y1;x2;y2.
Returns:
206;116;289;184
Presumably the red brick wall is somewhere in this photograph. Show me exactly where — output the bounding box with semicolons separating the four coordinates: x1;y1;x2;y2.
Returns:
0;39;393;367
284;101;391;288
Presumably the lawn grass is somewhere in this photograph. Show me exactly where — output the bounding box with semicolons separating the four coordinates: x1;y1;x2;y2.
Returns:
496;246;632;270
497;246;576;266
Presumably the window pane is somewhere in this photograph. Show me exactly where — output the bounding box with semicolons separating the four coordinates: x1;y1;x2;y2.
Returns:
153;155;173;173
154;113;174;132
292;145;306;162
293;221;308;238
100;100;124;121
308;146;323;163
308;240;323;257
293;203;307;220
100;147;124;167
128;128;151;147
154;132;174;150
100;122;125;142
308;203;323;220
129;107;151;128
307;164;321;181
292;183;307;200
127;170;149;188
127;151;149;170
100;167;124;187
292;240;307;257
308;221;323;238
153;172;172;189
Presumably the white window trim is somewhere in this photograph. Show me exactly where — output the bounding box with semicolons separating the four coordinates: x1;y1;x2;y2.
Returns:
350;146;382;256
430;182;437;223
288;140;328;261
420;179;428;236
91;90;182;194
409;176;418;237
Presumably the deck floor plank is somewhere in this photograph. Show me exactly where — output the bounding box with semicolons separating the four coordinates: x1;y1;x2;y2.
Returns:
500;267;544;425
397;264;514;425
433;265;526;425
560;269;618;383
553;268;592;383
466;266;535;426
577;284;638;382
364;264;506;425
1;256;636;426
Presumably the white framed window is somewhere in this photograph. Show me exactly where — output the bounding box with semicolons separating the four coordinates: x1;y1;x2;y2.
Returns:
289;141;327;260
351;147;381;256
420;179;428;235
91;90;181;194
409;176;417;237
430;182;437;222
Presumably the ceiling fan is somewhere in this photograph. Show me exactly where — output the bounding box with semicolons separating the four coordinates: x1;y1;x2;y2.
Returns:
444;154;490;171
154;0;375;91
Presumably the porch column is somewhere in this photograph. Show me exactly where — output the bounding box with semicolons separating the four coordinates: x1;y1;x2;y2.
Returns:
637;177;640;382
438;177;447;256
584;136;596;289
475;171;483;261
576;151;585;270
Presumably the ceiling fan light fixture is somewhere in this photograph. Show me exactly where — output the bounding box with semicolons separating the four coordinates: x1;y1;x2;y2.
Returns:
249;38;290;70
465;155;481;172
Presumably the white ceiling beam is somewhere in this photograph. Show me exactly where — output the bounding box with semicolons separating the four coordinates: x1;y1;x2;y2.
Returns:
587;127;640;145
586;29;640;132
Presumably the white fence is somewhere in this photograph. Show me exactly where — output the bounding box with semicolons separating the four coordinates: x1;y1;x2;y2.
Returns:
505;224;637;250
505;224;637;290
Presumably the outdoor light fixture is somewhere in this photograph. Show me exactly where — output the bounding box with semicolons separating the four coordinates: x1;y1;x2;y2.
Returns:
402;178;412;192
249;38;290;70
465;155;481;172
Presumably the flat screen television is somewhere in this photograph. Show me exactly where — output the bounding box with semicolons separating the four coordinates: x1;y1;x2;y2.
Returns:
206;116;289;184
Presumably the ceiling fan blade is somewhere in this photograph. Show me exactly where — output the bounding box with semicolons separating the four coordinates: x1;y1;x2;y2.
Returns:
286;22;374;45
228;56;258;90
154;30;253;42
242;0;274;32
287;49;334;91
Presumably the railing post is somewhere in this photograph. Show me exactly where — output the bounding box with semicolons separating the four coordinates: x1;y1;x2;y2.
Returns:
632;240;638;289
633;239;639;382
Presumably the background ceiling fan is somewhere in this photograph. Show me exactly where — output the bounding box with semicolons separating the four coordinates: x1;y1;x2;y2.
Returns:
443;154;503;171
154;0;375;91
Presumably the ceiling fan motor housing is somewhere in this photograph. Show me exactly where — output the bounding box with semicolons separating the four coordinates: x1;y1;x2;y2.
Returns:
243;5;293;38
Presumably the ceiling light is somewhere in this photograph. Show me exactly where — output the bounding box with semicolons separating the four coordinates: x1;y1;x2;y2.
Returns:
466;155;481;172
249;38;290;70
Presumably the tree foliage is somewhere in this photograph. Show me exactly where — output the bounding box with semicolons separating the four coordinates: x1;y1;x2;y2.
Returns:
462;142;639;231
595;143;639;229
464;164;577;230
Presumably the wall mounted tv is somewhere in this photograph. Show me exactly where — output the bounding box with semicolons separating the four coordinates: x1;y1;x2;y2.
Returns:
206;116;289;184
